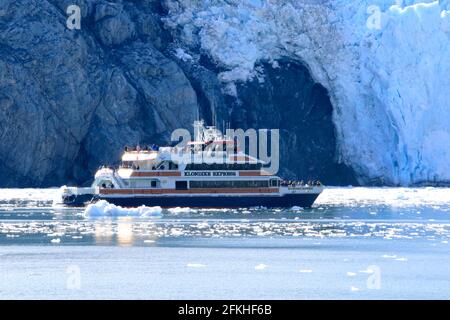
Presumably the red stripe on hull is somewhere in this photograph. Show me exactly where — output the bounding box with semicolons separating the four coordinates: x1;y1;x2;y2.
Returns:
238;170;271;176
130;171;181;177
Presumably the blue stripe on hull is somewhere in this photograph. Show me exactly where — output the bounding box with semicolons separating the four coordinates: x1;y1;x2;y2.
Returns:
95;194;320;208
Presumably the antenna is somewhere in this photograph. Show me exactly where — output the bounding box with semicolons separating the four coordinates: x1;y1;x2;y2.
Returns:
211;105;216;127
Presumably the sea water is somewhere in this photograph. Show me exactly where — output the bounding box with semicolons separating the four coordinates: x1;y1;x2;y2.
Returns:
0;187;449;299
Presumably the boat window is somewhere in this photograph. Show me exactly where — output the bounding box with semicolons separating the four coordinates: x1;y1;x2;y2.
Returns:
270;179;279;187
97;180;113;188
121;161;132;168
128;179;159;188
189;180;269;189
175;181;188;190
157;160;179;170
185;163;262;171
169;162;178;170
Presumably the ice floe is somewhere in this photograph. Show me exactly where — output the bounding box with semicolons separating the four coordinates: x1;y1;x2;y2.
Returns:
83;200;162;218
298;269;313;273
316;187;450;209
254;264;268;270
186;263;206;268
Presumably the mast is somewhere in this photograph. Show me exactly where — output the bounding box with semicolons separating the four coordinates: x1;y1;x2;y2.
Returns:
193;119;205;142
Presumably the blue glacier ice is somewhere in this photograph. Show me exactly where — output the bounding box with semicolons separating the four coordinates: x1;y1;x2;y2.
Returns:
164;0;450;185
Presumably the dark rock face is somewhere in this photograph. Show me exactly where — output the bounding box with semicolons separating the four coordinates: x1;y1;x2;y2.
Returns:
0;0;357;187
177;58;357;185
0;0;197;187
229;61;357;185
93;1;136;47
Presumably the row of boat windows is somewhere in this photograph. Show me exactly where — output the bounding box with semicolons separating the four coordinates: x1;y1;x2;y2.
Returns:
185;163;262;171
189;180;277;189
121;162;261;171
122;161;179;170
126;180;159;188
120;179;279;189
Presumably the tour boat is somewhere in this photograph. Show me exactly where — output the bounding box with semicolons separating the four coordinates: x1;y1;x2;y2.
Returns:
60;121;323;208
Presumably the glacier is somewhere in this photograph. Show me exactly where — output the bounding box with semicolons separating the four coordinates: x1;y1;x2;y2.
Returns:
163;0;450;185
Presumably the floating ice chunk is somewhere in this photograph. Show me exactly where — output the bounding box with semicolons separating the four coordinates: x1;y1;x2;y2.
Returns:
350;286;360;292
47;232;64;237
196;222;209;229
316;187;450;208
254;264;267;270
187;263;206;268
359;268;375;274
347;272;357;276
168;207;195;214
170;228;184;236
382;254;398;259
83;200;162;218
395;257;408;261
298;269;313;273
51;238;61;244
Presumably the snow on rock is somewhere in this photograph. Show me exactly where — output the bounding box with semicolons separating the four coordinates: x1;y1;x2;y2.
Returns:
174;47;193;61
83;200;162;218
163;0;450;185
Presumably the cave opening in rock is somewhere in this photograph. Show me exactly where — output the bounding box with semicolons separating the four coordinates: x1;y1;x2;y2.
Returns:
222;60;358;186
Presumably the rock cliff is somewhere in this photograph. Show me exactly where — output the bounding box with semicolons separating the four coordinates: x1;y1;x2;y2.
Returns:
0;0;357;187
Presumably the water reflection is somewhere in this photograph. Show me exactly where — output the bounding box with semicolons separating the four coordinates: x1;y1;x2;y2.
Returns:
92;218;160;246
94;220;113;245
117;218;134;246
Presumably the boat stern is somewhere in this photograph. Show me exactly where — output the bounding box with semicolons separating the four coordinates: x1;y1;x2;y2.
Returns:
59;186;95;207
